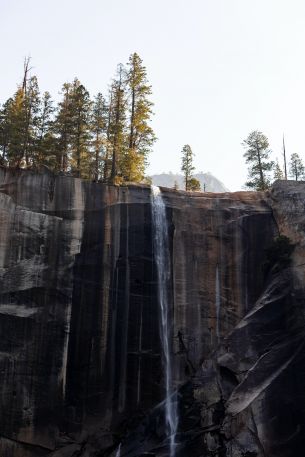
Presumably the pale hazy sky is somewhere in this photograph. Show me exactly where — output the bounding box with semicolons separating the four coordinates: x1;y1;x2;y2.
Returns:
2;0;305;190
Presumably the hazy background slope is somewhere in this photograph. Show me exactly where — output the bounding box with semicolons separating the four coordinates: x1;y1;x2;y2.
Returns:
150;172;229;192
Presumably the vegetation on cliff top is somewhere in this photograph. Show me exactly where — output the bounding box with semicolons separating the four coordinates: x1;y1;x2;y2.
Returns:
0;54;156;184
243;130;305;191
2;57;305;192
181;144;201;191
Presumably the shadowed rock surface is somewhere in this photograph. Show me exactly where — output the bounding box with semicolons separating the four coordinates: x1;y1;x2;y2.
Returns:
0;169;304;456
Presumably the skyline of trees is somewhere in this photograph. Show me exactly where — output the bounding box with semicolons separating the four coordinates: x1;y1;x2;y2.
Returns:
1;59;305;191
243;130;305;190
0;53;156;183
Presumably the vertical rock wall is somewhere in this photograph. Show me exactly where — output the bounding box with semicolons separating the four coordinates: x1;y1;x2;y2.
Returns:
1;169;300;457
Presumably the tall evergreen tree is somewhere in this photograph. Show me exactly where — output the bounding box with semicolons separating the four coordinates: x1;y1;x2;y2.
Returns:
34;91;55;167
0;52;155;181
4;88;26;167
243;130;273;190
1;60;40;168
91;92;107;181
22;75;40;166
181;144;195;191
0;98;14;165
289;153;305;181
109;65;127;183
53;83;73;172
273;158;284;181
103;90;113;182
69;79;92;177
123;53;156;181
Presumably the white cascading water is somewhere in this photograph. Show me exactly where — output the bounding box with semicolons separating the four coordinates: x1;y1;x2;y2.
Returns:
115;443;121;457
151;186;178;457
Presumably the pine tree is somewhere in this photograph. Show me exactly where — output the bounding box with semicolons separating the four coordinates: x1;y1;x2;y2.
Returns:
273;159;284;181
53;83;73;172
34;91;55;167
124;53;156;181
181;144;195;191
69;79;92;177
0;99;14;165
109;65;127;183
102;89;113;182
4;88;26;167
22;75;40;166
0;52;155;181
2;60;41;168
91;92;107;181
243;131;273;190
289;153;305;181
120;147;145;182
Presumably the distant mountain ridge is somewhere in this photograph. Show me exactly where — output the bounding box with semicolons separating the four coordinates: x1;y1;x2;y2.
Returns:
150;172;229;192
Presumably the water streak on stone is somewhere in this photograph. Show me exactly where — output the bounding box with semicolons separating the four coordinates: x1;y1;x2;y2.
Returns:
216;265;221;340
115;443;121;457
151;185;177;457
61;178;84;399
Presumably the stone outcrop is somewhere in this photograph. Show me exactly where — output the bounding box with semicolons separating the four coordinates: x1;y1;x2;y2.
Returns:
0;168;303;457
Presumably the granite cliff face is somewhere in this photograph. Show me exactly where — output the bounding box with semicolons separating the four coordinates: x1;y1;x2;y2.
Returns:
0;168;304;457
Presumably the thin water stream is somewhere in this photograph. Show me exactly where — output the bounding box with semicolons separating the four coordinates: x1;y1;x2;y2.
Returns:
115;443;121;457
151;186;178;457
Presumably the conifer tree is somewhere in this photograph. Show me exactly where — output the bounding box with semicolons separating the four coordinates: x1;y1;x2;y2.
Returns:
91;92;107;181
1;60;41;168
109;65;127;183
0;52;155;181
69;79;92;177
0;99;13;165
34;91;55;167
120;147;145;182
124;53;156;181
289;153;305;181
181;144;195;191
243;130;273;190
273;159;284;181
53;83;73;172
4;88;27;167
22;75;40;166
102;90;113;182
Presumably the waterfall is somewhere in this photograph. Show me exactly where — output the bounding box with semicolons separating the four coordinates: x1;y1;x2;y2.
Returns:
115;443;121;457
151;186;178;457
